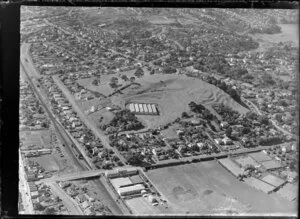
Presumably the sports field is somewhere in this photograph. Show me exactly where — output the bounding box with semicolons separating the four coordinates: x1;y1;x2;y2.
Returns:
146;161;297;215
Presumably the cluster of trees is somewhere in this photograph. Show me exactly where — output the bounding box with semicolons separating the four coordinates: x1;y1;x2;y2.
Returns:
260;73;276;86
204;76;242;104
163;66;177;74
103;109;144;133
134;67;145;78
249;24;281;34
188;101;218;121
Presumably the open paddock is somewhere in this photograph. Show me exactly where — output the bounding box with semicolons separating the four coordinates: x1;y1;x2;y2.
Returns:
125;197;171;215
146;161;297;215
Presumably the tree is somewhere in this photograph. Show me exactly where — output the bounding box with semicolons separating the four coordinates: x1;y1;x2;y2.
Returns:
121;75;129;81
181;112;189;118
126;153;144;166
130;76;136;82
150;69;155;75
44;207;56;215
134;67;144;78
225;127;233;137
34;203;46;211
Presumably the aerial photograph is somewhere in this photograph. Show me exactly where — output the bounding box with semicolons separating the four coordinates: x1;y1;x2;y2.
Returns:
19;7;298;216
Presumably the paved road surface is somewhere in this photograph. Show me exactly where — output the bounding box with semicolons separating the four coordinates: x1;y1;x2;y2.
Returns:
47;182;83;215
21;44;88;172
52;75;127;165
242;97;297;138
19;150;34;214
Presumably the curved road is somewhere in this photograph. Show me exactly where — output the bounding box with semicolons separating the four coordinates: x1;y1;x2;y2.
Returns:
242;97;297;138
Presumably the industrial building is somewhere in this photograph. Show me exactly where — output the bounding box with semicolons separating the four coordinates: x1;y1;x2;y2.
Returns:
260;174;286;188
218;158;244;177
276;183;297;201
111;177;133;189
117;184;145;196
245;177;275;194
105;168;138;179
127;103;158;115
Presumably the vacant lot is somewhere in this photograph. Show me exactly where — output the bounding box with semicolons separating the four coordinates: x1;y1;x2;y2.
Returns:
20;130;52;149
125;197;163;215
146;161;297;215
30;154;61;172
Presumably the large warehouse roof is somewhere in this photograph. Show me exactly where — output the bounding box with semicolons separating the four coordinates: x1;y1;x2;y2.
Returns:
276;183;297;201
245;177;275;194
117;184;145;194
249;151;272;163
218;158;244;177
261;174;286;187
111;177;133;189
261;160;282;170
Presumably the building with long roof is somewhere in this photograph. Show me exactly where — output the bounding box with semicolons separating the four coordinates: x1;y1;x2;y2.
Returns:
127;103;158;115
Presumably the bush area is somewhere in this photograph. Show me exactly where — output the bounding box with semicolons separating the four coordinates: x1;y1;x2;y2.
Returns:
102;109;144;134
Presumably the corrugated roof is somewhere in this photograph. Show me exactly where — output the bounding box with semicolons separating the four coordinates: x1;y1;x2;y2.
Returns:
151;104;157;113
134;104;139;112
218;158;244;177
139;104;144;113
261;174;286;187
143;104;148;113
235;156;258;167
111;177;133;189
129;175;144;184
147;104;153;113
245;177;275;193
261;160;282;170
276;183;298;201
117;184;145;194
249;151;272;163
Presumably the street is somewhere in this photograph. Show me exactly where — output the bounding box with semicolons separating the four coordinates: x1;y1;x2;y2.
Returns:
52;75;127;165
19;150;34;214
